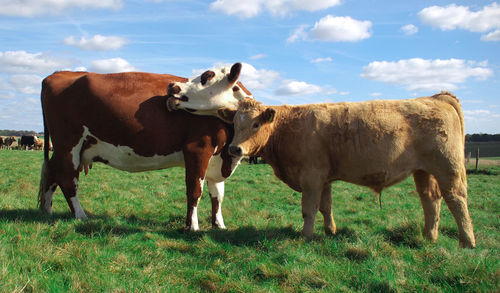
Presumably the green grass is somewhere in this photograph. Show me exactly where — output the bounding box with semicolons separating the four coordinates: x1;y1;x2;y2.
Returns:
1;150;499;292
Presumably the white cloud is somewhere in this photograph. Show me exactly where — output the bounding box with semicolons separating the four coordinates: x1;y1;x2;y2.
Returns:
210;0;340;18
481;29;500;41
64;35;129;51
289;15;372;43
0;51;74;74
287;25;309;43
249;54;267;60
419;3;500;41
7;74;42;95
239;63;280;90
361;58;493;91
400;24;418;35
370;92;383;97
89;57;136;73
0;0;123;17
310;15;372;42
275;80;322;96
311;57;332;63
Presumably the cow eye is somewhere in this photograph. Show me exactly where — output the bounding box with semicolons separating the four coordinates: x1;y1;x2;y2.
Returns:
252;122;260;129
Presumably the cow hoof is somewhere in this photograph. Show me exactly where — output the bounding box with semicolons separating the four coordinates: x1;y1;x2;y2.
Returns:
75;213;89;221
212;224;227;230
459;240;476;249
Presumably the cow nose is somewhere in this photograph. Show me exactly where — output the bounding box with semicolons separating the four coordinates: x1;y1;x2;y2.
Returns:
229;145;242;157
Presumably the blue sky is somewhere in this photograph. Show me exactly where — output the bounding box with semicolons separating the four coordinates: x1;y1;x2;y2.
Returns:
1;0;499;134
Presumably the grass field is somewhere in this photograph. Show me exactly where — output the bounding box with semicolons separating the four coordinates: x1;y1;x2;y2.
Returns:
1;150;499;292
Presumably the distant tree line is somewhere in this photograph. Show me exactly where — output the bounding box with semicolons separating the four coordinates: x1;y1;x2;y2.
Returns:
465;133;500;142
0;130;43;136
1;129;499;142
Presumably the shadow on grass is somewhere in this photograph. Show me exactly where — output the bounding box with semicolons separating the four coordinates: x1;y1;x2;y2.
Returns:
0;208;74;223
0;208;111;224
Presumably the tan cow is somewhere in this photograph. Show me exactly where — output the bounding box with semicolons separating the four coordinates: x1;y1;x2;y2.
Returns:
219;92;475;248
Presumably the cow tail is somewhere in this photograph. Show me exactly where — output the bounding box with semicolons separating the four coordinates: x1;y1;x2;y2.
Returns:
432;91;465;138
38;79;50;209
432;91;467;184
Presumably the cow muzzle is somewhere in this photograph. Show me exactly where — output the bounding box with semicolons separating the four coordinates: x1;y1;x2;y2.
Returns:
228;145;243;157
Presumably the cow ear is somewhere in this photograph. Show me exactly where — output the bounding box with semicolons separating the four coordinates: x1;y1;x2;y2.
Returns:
227;63;242;84
217;108;237;124
263;108;276;123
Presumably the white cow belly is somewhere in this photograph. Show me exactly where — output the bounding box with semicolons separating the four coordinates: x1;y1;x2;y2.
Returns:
80;128;184;172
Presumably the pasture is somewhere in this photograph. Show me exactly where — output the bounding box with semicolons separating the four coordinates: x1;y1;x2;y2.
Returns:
0;149;499;292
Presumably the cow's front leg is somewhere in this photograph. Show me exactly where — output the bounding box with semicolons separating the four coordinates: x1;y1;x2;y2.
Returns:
185;176;203;231
207;180;226;229
183;143;213;231
301;182;323;238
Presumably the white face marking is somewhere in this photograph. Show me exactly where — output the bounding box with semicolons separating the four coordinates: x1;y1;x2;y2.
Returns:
171;65;252;116
78;126;185;172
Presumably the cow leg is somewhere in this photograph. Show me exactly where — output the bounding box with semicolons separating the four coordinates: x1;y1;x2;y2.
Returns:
207;180;226;229
38;158;58;214
301;182;323;238
413;170;442;243
53;153;88;220
319;183;336;235
184;146;213;231
435;171;475;248
184;172;204;231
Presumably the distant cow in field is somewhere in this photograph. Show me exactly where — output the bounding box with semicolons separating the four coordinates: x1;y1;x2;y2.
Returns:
20;135;37;150
3;136;18;150
34;137;44;150
218;93;475;248
0;136;4;149
39;63;251;230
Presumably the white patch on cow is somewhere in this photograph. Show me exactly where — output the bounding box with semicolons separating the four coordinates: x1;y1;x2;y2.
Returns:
190;198;201;231
208;180;226;229
78;126;184;172
205;153;242;182
43;183;57;214
70;196;88;220
199;177;205;194
71;127;90;171
213;145;218;154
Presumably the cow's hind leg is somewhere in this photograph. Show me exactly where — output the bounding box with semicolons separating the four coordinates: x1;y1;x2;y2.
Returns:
207;180;226;229
435;170;475;248
38;158;57;214
54;153;88;220
413;170;442;243
319;183;336;235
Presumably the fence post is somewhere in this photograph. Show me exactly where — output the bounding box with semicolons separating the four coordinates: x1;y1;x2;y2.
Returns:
475;148;480;170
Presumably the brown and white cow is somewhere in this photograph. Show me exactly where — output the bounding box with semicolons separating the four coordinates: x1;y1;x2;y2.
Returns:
39;64;249;231
3;136;17;150
218;93;475;248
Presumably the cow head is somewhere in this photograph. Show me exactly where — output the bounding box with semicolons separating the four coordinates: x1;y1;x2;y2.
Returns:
166;62;253;116
218;98;276;157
